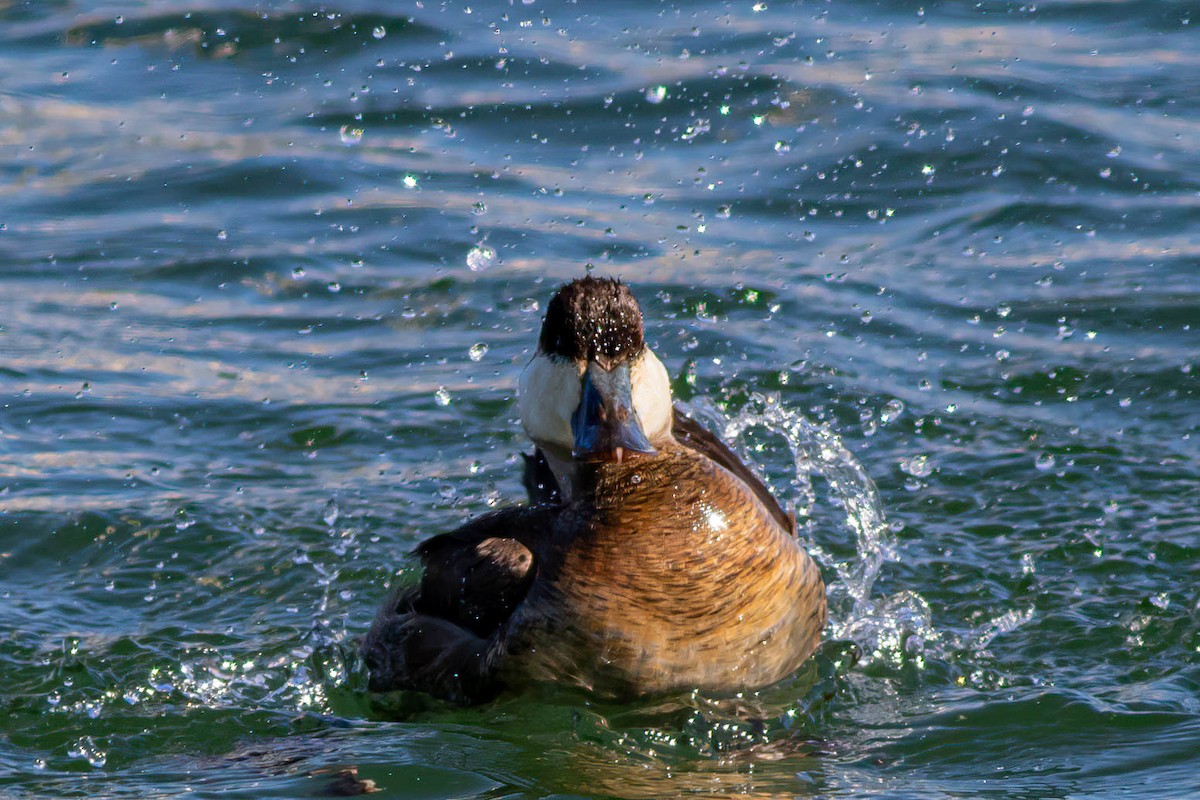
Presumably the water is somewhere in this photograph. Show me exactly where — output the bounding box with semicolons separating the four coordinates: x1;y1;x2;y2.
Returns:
2;1;1198;797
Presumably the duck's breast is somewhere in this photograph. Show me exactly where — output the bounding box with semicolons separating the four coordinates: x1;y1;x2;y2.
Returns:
504;448;826;696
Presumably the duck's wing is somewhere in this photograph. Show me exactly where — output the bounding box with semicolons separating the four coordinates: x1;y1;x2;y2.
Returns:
671;406;797;536
412;507;550;637
362;506;553;702
361;604;496;703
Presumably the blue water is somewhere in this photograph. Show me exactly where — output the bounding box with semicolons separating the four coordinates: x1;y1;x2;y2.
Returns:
2;1;1198;798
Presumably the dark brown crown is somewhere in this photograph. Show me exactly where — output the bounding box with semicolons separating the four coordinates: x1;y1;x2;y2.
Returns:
539;276;645;365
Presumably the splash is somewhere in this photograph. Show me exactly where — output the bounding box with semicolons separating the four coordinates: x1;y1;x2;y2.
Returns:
686;394;938;670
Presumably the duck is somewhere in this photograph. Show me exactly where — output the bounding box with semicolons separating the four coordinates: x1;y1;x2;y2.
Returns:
362;276;826;704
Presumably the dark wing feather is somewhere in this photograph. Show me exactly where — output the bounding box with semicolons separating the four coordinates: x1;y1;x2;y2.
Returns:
362;506;554;700
411;506;552;637
671;406;796;536
361;608;496;702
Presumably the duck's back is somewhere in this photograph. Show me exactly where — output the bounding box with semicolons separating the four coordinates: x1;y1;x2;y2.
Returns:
501;443;826;697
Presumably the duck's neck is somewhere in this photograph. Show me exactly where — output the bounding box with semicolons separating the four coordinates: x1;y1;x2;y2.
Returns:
539;438;678;504
541;447;580;502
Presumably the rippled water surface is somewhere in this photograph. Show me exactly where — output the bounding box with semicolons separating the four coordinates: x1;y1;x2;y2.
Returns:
2;1;1198;797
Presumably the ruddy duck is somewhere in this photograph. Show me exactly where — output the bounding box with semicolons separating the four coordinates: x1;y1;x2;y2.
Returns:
363;277;826;703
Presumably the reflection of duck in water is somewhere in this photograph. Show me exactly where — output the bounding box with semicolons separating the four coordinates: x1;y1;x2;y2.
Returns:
363;276;826;703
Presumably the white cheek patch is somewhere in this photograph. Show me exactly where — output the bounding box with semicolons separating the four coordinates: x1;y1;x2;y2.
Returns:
518;355;582;450
631;349;673;444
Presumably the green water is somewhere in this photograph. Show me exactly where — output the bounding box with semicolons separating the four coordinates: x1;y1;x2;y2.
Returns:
2;1;1198;797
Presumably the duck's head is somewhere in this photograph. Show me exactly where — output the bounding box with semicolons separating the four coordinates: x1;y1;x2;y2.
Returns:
519;277;672;472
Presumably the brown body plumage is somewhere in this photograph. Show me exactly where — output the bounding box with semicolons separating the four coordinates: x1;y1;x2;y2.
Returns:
361;277;827;704
363;412;827;703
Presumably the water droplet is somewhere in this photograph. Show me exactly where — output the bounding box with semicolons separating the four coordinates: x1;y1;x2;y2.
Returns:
372;25;386;39
680;118;711;141
880;398;905;423
435;387;452;406
217;229;228;240
67;736;107;769
339;125;363;145
466;244;496;272
468;342;489;362
644;85;667;104
326;281;341;293
174;507;195;531
716;205;731;219
402;174;418;189
1034;452;1056;471
322;498;339;528
471;201;487;216
899;454;933;478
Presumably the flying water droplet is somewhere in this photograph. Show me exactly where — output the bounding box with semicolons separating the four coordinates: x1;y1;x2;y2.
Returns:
322;498;339;528
880;398;905;423
468;342;489;362
1034;452;1056;471
435;387;452;406
466;244;496;272
899;454;933;478
372;25;386;39
339;125;363;145
67;736;107;769
174;507;195;531
644;85;667;104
